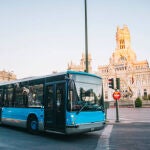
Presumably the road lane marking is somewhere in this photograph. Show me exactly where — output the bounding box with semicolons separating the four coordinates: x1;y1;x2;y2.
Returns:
95;125;113;150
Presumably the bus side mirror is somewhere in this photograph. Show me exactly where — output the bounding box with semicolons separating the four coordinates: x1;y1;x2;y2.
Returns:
69;80;75;91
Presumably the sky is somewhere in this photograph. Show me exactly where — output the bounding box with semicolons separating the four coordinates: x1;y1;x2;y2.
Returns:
0;0;150;78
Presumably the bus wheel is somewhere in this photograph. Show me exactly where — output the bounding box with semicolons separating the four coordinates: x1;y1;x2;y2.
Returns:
27;116;38;134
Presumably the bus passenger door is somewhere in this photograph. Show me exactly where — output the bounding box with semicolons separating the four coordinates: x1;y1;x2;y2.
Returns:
55;82;66;131
0;89;3;122
0;105;1;122
44;84;55;129
44;82;66;132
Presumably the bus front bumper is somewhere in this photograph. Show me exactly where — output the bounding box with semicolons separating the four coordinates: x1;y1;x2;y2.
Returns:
65;122;105;134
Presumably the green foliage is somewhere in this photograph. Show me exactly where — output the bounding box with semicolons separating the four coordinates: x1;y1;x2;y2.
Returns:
135;97;142;107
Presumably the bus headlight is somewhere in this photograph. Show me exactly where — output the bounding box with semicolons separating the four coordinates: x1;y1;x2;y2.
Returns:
70;115;75;125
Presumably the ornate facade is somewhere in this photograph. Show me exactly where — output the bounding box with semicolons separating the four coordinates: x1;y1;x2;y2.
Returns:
67;25;150;101
97;25;150;101
68;25;150;100
0;70;16;82
68;53;92;73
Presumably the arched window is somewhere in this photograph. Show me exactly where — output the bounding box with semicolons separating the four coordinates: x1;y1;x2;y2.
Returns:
144;89;147;97
120;39;125;49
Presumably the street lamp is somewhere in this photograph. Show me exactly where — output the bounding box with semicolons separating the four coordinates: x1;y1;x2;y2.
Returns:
84;0;88;73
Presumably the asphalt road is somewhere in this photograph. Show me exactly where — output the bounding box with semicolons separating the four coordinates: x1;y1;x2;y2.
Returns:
107;108;150;150
109;122;150;150
1;108;150;150
0;125;102;150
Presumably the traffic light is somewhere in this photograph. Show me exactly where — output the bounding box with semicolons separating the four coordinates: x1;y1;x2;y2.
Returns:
116;78;120;90
108;78;114;89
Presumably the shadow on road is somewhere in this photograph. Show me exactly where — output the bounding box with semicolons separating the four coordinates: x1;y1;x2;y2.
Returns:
0;124;102;142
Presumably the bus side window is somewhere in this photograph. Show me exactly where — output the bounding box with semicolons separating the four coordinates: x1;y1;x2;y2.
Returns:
28;84;43;107
3;87;14;107
14;85;29;108
0;89;3;107
15;86;26;107
22;87;29;107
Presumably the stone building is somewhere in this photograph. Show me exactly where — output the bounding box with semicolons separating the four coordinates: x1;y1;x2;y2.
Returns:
0;70;16;82
67;25;150;101
68;53;92;73
97;25;150;101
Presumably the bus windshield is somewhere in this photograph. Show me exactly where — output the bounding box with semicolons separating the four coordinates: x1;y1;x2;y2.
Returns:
67;74;103;112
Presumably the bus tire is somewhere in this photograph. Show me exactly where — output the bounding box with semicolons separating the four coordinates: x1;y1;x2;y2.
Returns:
27;116;38;134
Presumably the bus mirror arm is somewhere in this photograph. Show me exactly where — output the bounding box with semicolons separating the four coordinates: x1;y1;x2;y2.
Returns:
68;80;75;91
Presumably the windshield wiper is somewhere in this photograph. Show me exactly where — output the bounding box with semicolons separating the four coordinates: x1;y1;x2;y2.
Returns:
76;102;104;114
76;102;88;115
95;105;104;112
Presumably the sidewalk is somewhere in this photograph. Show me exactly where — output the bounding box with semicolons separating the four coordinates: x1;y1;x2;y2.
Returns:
108;122;150;150
104;108;150;150
106;107;150;123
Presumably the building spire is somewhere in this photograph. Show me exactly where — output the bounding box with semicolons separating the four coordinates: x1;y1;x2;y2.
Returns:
116;25;131;50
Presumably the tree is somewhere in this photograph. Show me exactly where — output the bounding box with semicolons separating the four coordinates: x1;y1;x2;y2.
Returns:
135;97;142;108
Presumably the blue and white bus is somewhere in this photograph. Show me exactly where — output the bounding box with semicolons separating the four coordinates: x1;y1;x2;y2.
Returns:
0;71;105;134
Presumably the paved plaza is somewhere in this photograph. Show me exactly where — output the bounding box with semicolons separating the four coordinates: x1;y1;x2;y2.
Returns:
107;107;150;123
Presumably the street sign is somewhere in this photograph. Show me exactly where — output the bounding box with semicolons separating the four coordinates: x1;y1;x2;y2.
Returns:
113;91;121;100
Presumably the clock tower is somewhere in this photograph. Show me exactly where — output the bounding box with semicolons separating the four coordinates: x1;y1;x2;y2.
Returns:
110;25;137;65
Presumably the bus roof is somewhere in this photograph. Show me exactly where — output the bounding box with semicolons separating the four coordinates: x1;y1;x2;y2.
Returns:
0;70;101;86
67;70;101;79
